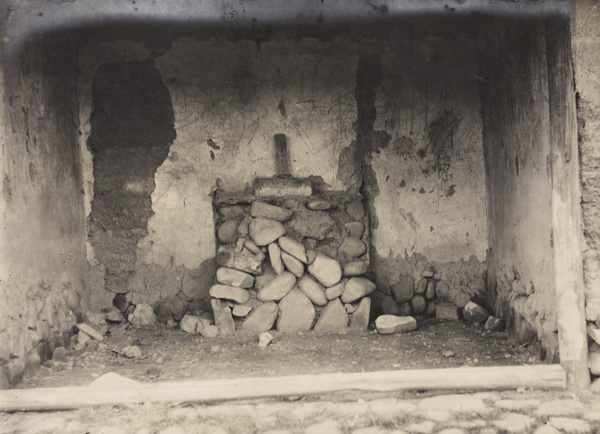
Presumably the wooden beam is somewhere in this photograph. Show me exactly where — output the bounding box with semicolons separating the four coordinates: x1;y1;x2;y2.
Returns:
0;365;566;412
546;19;590;392
274;133;291;177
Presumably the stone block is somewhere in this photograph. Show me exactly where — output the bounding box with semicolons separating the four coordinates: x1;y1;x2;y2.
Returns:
462;301;490;323
216;267;254;288
241;302;278;333
345;221;365;238
375;315;417;334
350;297;371;330
298;275;328;306
287;209;335;240
277;289;316;332
381;295;401;315
341;277;376;303
338;237;367;260
436;303;459;320
415;278;428;295
257;272;296;302
211;299;236;336
306;198;332;211
281;251;304;277
313;299;348;333
217;220;240;244
308;254;342;287
268;243;284;275
249;218;287;246
278;236;308;263
217;246;263;275
342;261;369;277
209;284;251;304
410;295;427;314
391;275;414;305
250;202;293;221
346;199;365;220
254;177;312;198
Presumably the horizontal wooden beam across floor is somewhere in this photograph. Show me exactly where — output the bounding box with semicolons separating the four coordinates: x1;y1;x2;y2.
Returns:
0;364;566;412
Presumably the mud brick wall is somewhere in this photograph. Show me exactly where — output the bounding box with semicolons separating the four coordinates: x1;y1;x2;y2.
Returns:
209;179;373;334
0;35;86;388
477;18;560;360
572;0;600;385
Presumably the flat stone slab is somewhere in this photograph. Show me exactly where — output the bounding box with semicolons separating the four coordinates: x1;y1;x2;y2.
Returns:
298;275;328;307
241;302;278;333
250;201;293;221
341;277;376;303
547;417;592;433
375;315;417;334
493;413;535;433
277;288;316;332
281;251;304;277
313;299;348;333
495;399;541;411
535;399;585;417
216;267;254;288
249;218;287;247
232;304;254;317
418;394;486;412
209;284;250;304
254;177;313;198
350;297;371;330
211;299;236;336
308;254;342;287
278;236;308;263
257;272;296;302
268;243;284;275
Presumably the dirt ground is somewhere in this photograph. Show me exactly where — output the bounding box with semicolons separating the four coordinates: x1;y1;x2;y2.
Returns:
19;318;538;389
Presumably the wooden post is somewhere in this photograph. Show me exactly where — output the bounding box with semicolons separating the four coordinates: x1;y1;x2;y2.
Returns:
546;18;590;392
274;133;291;177
0;365;566;412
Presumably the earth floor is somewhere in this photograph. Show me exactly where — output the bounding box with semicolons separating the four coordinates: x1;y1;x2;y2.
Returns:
19;318;538;389
5;319;600;433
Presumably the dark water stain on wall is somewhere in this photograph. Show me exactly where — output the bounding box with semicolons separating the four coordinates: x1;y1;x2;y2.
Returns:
419;109;460;176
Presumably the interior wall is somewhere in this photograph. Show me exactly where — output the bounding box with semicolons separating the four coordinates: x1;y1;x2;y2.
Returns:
478;19;559;358
79;36;360;312
0;35;85;388
573;0;600;324
360;34;489;308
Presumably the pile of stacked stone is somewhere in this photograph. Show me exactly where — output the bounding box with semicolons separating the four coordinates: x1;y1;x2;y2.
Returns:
208;179;374;335
380;271;495;327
